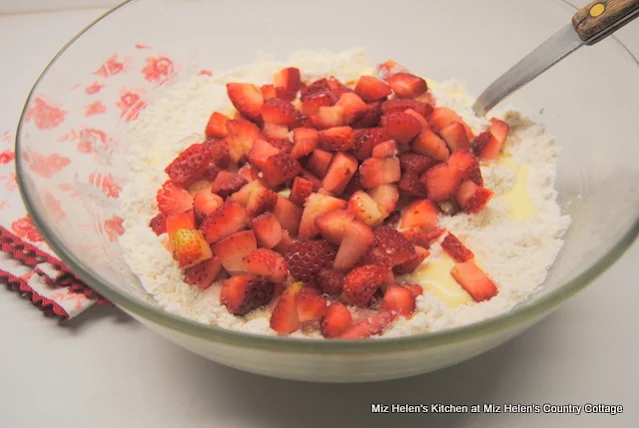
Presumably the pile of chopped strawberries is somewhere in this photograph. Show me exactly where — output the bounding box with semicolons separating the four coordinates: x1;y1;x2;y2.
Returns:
149;60;510;339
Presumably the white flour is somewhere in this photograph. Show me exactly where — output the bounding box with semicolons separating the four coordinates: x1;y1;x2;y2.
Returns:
119;50;570;339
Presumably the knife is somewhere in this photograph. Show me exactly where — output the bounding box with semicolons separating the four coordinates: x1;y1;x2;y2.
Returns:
473;0;639;117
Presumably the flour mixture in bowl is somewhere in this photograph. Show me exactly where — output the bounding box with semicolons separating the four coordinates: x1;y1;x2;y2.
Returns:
119;49;570;339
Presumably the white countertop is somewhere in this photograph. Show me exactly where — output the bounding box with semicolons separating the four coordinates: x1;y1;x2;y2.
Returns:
1;4;638;428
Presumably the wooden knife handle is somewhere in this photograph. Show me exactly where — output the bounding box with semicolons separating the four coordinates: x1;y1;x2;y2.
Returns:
572;0;639;43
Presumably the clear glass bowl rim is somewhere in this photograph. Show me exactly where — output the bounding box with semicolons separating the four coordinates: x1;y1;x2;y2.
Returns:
15;0;639;354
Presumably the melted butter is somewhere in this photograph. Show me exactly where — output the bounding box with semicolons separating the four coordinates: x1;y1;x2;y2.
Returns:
409;256;472;308
498;158;536;220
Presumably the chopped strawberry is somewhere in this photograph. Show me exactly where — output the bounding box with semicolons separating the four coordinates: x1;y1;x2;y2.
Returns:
273;196;303;236
268;138;293;155
311;105;345;129
347;190;386;227
441;233;474;262
205;112;230;138
300;90;338;116
440;122;470;152
429;107;473;139
421;163;461;202
398;199;439;230
367;184;399;217
211;230;257;273
450;260;498;302
289;176;314;207
334;220;375;272
211;171;248;198
270;282;303;334
260;98;304;127
404;108;431;129
193;192;224;222
326;76;352;95
359;156;401;189
184;256;223;289
261;153;302;187
354;75;392;102
296;288;327;322
156;181;194;215
381;112;422;144
393;245;430;275
166;210;196;239
274;229;293;253
243;248;288;283
226;119;264;162
448;150;483;186
318;126;355;152
306;149;333;178
262;122;289;139
200;200;248;243
322;152;358;194
335;93;370;125
248;139;280;170
412;129;450;162
171;229;213;268
343;265;386;307
316;268;345;296
298;193;347;239
489;118;509;145
353;127;389;160
221;275;276;316
209;139;234;169
226;82;263;122
352;101;382;128
251;212;283;249
339;311;394;339
260;84;277;100
456;180;494;213
237;163;261;183
402;227;445;247
245;184;278;218
371;226;416;266
284;240;337;282
381;99;433;119
231;180;260;205
273;67;302;101
320;301;352;338
399;153;439;175
164;143;210;187
371;140;398;159
404;284;424;297
300;169;323;190
149;213;167;235
387;73;428;99
398;171;427;197
187;179;214;196
291;127;319;158
380;284;416;316
342;169;363;197
315;209;356;245
375;60;409;79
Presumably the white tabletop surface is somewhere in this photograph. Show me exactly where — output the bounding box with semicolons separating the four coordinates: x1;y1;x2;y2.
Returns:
1;4;638;428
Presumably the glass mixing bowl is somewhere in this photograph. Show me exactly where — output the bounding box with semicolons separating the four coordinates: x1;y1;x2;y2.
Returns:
16;0;639;382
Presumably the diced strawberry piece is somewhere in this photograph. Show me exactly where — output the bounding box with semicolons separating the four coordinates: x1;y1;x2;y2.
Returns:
371;226;416;266
237;163;261;183
311;105;345;129
334;220;375;272
243;248;288;283
286;177;312;207
270;282;303;334
393;245;430;275
226;119;265;162
267;137;293;156
316;268;345;296
381;99;433;119
315;209;355;245
335;93;370;125
273;67;302;101
205;112;230;138
441;233;474;263
260;97;304;127
193;192;224;222
403;284;424;297
284;240;337;282
381;112;422;144
326;76;352;95
300;169;322;190
211;230;257;273
251;212;283;249
306;149;333;178
339;311;394;339
456;180;494;213
380;284;416;317
429;107;473;139
231;180;260;205
421;163;461;202
156;181;194;216
367;184;399;217
320;301;352;338
318;126;355;152
353;128;389;160
149;213;167;235
399;153;438;175
387;73;428;99
300;90;338;116
354;75;392;102
352;101;382;128
166;210;196;238
245;185;277;218
375;60;409;80
343;265;386;307
398;171;427;198
296;288;327;322
347;191;386;227
221;275;276;316
404;108;431;129
209;139;233;169
359;156;401;189
398;199;439;230
451;260;498;302
274;229;293;253
472;129;503;160
371;140;398;159
260;84;277;100
299;193;347;239
164;143;210;187
184;256;223;289
211;171;248;198
291;127;319;158
226;82;263;122
171;229;213;268
448;150;483;186
187;179;214;196
440;122;470;152
412;129;450;162
262;122;289;140
200;200;248;243
262;153;302;187
402;227;445;247
247;139;280;170
272;196;303;236
489;118;509;145
322;152;358;194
